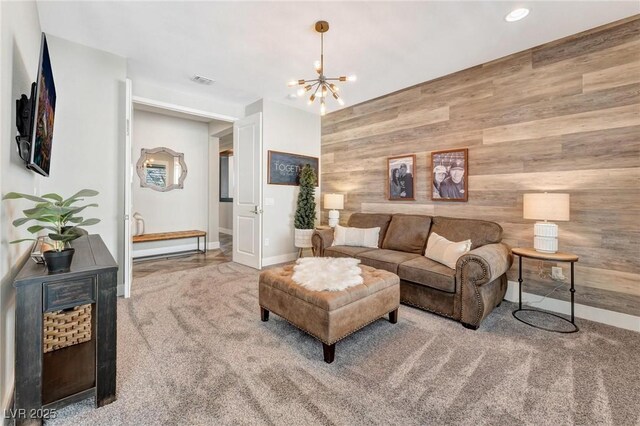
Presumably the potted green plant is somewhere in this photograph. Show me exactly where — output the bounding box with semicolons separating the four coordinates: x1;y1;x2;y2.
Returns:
294;164;317;249
2;189;100;273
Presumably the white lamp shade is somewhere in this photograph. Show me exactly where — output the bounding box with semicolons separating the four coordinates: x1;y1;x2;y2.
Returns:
324;193;344;210
523;193;570;221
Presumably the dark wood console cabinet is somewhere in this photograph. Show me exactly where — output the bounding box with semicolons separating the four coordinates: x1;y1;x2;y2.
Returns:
12;235;118;425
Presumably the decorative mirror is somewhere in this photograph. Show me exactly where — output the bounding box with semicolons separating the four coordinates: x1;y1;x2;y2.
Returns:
136;147;187;192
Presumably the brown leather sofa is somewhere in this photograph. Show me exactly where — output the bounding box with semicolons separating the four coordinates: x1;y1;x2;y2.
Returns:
312;213;513;329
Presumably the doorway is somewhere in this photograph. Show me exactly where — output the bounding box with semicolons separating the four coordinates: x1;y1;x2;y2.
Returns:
122;86;237;297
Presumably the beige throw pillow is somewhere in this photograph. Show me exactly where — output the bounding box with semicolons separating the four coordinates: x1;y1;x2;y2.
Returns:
332;225;380;248
424;232;472;269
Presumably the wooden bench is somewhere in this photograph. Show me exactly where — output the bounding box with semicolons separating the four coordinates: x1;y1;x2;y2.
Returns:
132;230;206;260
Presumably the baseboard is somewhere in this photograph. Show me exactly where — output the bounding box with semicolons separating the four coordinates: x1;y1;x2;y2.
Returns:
262;252;298;267
133;243;203;258
505;280;640;332
207;241;221;250
219;228;232;235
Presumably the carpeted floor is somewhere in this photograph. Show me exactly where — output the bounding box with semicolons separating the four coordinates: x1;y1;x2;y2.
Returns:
48;262;640;425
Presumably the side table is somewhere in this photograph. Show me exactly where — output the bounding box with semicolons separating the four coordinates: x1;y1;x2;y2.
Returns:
12;235;118;425
512;247;579;333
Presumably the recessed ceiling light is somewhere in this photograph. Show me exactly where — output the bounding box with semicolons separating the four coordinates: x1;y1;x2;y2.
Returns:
505;8;530;22
190;75;215;85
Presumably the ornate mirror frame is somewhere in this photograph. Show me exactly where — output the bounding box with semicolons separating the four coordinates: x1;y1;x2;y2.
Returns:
136;147;188;192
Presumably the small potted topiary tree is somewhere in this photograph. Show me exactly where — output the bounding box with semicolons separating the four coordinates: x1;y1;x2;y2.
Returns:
294;164;317;251
2;189;101;273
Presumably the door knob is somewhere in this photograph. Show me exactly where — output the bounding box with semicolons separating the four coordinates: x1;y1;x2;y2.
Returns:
251;206;262;214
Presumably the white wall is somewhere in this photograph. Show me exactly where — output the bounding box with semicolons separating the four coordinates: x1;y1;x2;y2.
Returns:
0;0;41;412
133;79;245;122
132;110;209;255
40;35;127;281
219;203;232;234
254;100;321;266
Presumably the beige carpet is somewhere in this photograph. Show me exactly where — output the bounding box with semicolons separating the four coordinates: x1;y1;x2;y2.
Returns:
48;262;640;425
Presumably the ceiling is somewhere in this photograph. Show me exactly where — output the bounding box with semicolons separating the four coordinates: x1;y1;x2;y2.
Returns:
37;1;639;114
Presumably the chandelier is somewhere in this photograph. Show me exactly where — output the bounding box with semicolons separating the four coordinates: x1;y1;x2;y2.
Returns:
288;21;357;115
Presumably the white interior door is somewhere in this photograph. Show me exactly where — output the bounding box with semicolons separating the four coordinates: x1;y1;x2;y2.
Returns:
123;78;133;297
233;112;262;269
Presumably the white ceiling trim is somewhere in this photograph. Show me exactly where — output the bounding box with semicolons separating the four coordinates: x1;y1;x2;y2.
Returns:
132;96;238;123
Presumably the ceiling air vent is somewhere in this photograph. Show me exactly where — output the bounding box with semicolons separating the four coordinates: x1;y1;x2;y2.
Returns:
191;75;215;85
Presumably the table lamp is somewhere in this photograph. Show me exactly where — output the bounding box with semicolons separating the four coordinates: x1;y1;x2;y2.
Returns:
324;193;344;228
523;193;570;253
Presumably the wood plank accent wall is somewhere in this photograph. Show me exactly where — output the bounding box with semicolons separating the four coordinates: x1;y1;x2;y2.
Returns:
321;16;640;316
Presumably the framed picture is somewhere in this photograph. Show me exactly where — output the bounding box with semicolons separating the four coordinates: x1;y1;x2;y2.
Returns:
431;148;468;202
267;150;319;186
387;154;416;200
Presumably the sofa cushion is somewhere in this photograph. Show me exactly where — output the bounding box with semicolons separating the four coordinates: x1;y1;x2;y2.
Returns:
431;216;502;249
356;249;421;274
347;213;392;248
325;246;376;258
398;256;456;293
382;214;432;254
332;224;380;248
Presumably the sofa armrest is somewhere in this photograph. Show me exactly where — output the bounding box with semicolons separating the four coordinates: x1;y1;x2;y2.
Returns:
457;243;513;286
312;229;334;257
456;242;513;327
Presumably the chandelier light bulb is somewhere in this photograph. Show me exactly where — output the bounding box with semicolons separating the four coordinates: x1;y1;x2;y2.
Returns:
287;80;297;87
338;98;345;106
296;87;306;96
309;93;316;104
347;75;357;82
320;101;326;116
330;83;339;92
314;60;322;72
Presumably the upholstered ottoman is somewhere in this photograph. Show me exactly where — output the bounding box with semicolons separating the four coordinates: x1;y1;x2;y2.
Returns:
259;264;400;363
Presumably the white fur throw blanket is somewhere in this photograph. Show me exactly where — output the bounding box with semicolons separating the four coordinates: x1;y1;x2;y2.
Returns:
292;258;363;291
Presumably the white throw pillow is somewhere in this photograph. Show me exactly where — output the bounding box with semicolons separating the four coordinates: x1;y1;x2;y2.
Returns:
424;232;472;269
332;224;380;248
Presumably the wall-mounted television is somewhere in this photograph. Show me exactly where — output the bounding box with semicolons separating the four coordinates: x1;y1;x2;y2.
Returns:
15;33;56;177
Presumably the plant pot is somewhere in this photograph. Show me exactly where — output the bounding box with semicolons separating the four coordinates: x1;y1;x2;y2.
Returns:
43;248;75;273
294;228;314;248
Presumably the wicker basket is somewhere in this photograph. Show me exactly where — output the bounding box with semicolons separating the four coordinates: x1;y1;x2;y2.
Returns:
43;304;92;353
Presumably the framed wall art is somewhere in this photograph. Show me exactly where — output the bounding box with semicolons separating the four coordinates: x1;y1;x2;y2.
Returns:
431;148;468;202
267;150;319;186
387;154;416;200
